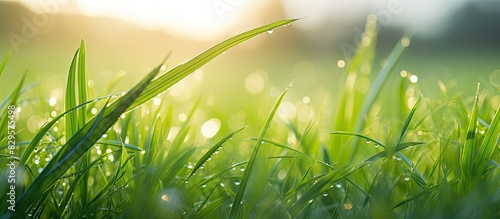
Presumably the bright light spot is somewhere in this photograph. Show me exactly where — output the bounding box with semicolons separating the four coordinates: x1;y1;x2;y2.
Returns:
410;75;419;83
91;108;98;115
72;0;249;40
120;114;126;119
302;96;310;104
141;150;146;155
245;70;268;94
160;65;166;71
337;60;345;68
167;126;180;141
355;77;371;94
169;80;193;101
278;102;297;120
277;170;288;180
108;155;114;161
400;70;408;78
201;118;221;138
53;127;59;132
51;111;57;117
161;194;169;202
178;113;187;122
49;97;57;106
401;37;411;47
361;36;371;47
153;97;162;106
193;69;204;82
88;80;95;88
270;87;280;97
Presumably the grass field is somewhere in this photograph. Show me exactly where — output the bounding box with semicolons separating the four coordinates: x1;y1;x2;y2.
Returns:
1;18;499;218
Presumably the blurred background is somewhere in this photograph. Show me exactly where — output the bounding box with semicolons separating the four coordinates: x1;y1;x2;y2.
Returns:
1;0;500;134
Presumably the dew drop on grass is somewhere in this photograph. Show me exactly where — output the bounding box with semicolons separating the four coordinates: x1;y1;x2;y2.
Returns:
343;201;353;210
240;166;245;171
374;144;379;148
404;176;410;181
229;203;233;208
235;181;240;186
267;29;274;34
335;182;342;188
308;199;314;204
366;140;371;144
220;183;225;187
323;193;328;197
207;157;212;161
395;157;402;161
201;184;206;188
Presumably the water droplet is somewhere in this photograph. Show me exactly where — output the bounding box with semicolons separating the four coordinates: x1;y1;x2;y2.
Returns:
308;199;313;204
395;156;402;161
267;29;274;34
182;210;187;215
240;166;245;171
232;167;236;171
235;181;240;186
229;203;233;208
366;140;371;144
404;176;410;181
207;157;212;161
323;193;328;197
335;182;342;188
214;150;219;154
343;201;353;210
374;144;379;148
201;184;206;188
220;183;225;187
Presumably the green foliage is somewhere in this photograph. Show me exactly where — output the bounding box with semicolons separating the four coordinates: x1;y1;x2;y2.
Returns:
1;17;499;219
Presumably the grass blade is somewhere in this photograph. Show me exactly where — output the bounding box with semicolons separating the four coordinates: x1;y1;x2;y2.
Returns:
229;79;295;218
186;127;245;181
16;62;162;214
461;84;480;184
129;19;297;110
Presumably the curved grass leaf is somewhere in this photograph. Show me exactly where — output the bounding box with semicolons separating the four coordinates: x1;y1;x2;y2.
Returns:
15;62;162;214
128;19;297;111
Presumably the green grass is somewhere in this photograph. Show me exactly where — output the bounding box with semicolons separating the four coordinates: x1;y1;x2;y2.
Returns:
1;17;500;219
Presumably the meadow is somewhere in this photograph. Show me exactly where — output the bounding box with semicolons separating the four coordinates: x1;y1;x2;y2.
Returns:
1;18;499;219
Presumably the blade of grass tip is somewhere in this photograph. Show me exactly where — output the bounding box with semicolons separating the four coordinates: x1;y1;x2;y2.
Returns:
397;95;423;144
229;77;296;218
0;49;12;81
16;62;161;214
65;48;79;137
129;19;297;110
349;35;411;161
78;39;88;125
186;127;245;181
0;73;26;140
461;83;480;183
472;104;500;180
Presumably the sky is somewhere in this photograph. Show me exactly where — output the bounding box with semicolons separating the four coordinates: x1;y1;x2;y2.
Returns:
17;0;489;41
